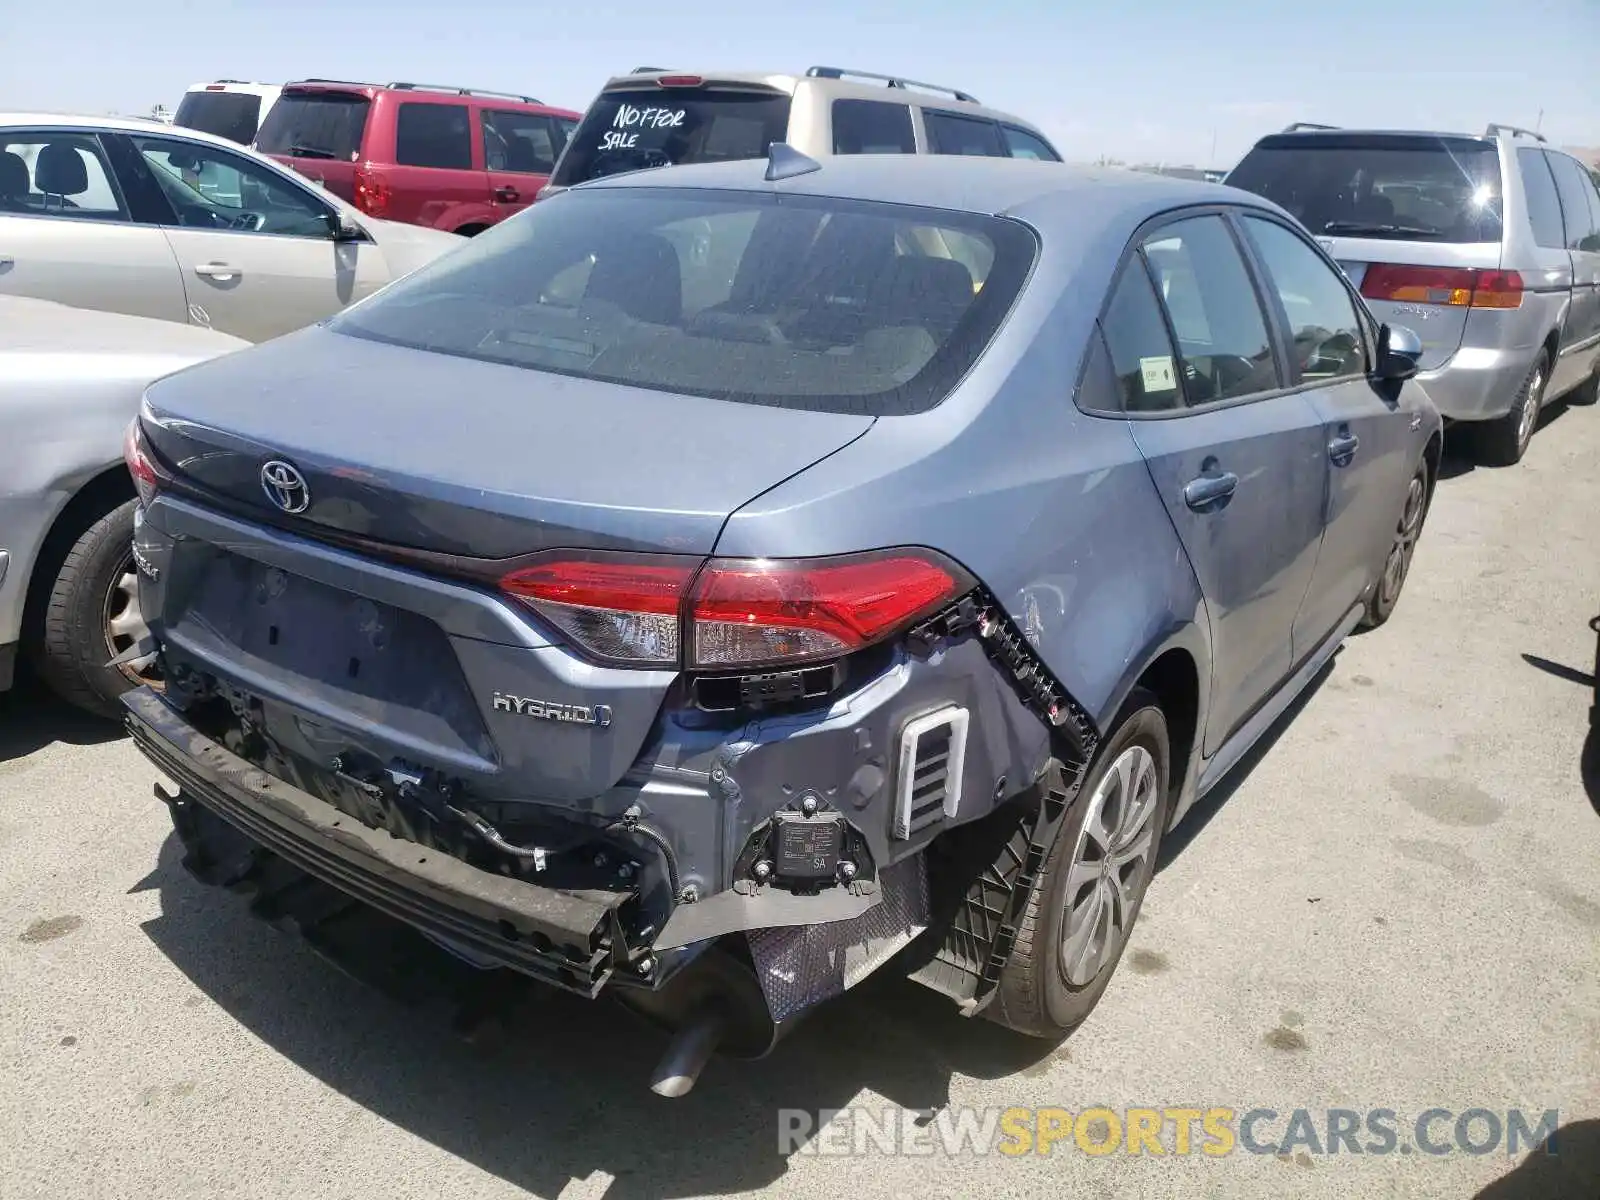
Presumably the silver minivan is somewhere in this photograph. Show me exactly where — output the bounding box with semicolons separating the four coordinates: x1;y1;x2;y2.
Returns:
1228;123;1600;464
540;65;1062;198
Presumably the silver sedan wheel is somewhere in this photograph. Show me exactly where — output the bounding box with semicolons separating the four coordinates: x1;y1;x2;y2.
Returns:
1516;359;1544;454
104;555;156;682
1059;744;1160;987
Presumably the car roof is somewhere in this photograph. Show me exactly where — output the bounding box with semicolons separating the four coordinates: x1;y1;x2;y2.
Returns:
576;153;1272;225
0;111;256;148
1251;128;1489;145
277;81;581;117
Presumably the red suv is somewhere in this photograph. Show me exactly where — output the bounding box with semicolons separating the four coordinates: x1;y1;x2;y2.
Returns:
255;80;581;236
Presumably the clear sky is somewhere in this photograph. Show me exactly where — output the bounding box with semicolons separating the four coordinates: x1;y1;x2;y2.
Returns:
5;0;1597;167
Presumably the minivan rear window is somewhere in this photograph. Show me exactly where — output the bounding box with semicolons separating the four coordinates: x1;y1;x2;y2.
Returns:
329;187;1036;416
1227;134;1503;243
174;91;262;146
254;92;371;161
551;88;792;185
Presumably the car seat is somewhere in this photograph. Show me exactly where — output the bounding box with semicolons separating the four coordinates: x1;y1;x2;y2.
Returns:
35;142;89;210
582;233;683;325
0;151;29;210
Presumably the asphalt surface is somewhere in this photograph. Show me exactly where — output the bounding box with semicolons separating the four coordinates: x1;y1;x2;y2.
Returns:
3;399;1599;1200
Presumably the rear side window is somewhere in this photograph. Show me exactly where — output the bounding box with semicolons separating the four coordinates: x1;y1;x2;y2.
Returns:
1547;152;1600;252
1100;260;1184;412
0;134;126;219
1001;125;1060;161
1227;134;1503;243
395;102;473;170
1141;215;1280;404
483;109;560;174
831;100;915;154
551;89;791;185
254;92;371;161
923;111;1004;157
173;91;262;145
328;188;1036;416
1518;148;1566;249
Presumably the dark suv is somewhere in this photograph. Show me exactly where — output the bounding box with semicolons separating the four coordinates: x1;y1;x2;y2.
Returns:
255;80;581;236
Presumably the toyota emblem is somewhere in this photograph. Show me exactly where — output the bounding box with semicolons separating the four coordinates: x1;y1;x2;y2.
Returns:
260;459;311;514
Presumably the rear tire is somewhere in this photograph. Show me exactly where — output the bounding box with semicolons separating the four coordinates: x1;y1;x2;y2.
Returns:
28;499;151;720
1474;350;1548;466
1359;456;1431;630
986;691;1171;1039
1568;362;1599;407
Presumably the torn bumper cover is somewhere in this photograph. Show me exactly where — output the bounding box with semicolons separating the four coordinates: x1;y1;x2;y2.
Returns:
125;686;639;996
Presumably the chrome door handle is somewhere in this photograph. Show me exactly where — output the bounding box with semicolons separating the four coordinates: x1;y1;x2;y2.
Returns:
194;262;240;280
1329;431;1360;466
1182;470;1239;511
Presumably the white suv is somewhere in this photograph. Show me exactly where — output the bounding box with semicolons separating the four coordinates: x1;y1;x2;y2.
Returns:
542;66;1062;195
173;80;284;145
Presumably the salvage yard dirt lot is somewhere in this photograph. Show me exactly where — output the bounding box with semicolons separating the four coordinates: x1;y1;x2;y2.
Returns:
2;400;1598;1200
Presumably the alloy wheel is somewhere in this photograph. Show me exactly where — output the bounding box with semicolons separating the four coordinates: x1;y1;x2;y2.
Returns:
1516;360;1544;455
1378;471;1428;610
1059;744;1160;987
103;554;157;684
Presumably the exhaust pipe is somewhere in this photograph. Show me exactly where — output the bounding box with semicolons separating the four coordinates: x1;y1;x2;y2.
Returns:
648;1005;729;1098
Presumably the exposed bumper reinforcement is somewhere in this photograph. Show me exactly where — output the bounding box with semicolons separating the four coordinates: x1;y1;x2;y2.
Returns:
123;686;635;996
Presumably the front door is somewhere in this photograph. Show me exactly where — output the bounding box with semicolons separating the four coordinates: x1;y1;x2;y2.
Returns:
117;132;389;342
1238;213;1416;655
1105;212;1329;754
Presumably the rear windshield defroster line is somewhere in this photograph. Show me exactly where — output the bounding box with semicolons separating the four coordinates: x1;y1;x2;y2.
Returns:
552;89;793;186
328;187;1039;416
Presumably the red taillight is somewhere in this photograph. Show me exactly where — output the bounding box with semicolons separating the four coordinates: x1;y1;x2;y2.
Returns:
656;75;704;88
689;554;964;667
1361;264;1523;310
123;418;161;506
499;550;970;670
353;164;390;217
205;84;226;91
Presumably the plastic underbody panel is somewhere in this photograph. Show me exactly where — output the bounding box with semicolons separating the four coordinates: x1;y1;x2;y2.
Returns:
128;494;1091;1017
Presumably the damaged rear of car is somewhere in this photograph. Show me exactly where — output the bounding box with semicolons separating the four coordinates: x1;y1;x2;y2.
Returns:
120;155;1228;1092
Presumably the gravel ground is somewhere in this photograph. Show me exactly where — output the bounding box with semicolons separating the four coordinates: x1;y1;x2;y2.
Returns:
2;399;1598;1200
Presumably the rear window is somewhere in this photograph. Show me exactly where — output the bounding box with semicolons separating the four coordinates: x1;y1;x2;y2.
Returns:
328;187;1036;416
254;91;371;161
550;88;792;186
1227;134;1503;243
174;91;263;145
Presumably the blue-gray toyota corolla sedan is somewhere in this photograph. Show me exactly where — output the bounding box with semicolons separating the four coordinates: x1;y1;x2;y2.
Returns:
119;149;1440;1095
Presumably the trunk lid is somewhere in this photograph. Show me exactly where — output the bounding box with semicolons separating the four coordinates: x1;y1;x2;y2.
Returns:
140;324;875;560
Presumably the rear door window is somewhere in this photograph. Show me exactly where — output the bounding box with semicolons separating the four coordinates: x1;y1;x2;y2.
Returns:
328;188;1036;416
0;133;127;219
923;111;1005;157
482;109;560;174
831;99;915;154
1547;152;1600;252
1226;133;1503;243
1099;259;1185;412
395;102;474;170
254;91;371;161
1518;148;1566;249
1141;215;1281;404
551;88;791;185
173;91;262;145
1000;125;1060;161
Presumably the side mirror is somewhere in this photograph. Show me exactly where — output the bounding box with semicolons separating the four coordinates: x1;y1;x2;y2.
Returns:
1377;323;1423;381
324;211;366;243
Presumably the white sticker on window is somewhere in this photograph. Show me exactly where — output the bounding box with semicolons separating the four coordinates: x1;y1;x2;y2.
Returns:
1140;355;1177;392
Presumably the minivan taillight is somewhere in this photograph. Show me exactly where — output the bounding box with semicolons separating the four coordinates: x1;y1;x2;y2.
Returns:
123;418;163;506
1361;264;1524;310
353;164;390;217
499;550;972;670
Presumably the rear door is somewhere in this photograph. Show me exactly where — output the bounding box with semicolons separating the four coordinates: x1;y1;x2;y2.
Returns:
1544;151;1600;395
479;107;563;221
384;99;489;231
1226;132;1504;373
115;131;390;341
1108;211;1328;754
0;128;187;323
1238;211;1414;651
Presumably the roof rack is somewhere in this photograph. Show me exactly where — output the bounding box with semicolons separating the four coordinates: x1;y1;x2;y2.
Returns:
805;66;978;104
1485;122;1546;143
297;78;377;87
1281;121;1340;132
387;81;544;104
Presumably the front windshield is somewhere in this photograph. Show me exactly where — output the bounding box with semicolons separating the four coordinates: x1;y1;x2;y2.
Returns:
329;187;1037;416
